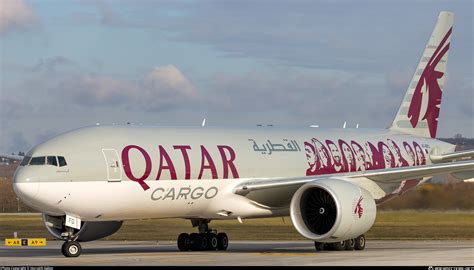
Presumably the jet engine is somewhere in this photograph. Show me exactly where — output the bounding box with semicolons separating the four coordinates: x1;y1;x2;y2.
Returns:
290;178;376;242
42;214;123;242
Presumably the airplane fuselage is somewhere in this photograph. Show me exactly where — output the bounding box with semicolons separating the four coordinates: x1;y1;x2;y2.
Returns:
13;125;455;222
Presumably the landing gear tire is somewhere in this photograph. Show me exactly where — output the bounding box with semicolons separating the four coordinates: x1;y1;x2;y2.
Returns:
177;233;191;251
207;234;218;250
314;242;325;251
196;234;209;251
354;235;366;250
189;233;198;251
190;233;198;241
345;239;355;251
217;233;228;251
61;241;81;257
331;241;346;251
178;220;228;252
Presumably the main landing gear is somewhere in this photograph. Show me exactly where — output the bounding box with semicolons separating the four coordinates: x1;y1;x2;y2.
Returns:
177;219;228;251
314;234;366;252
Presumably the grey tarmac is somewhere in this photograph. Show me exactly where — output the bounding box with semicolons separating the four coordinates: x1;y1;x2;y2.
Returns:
1;240;473;266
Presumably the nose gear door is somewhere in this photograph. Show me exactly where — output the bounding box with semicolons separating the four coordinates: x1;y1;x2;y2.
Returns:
101;149;122;182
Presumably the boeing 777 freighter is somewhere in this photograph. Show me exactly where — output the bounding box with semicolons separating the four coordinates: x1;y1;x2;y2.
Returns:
12;11;474;257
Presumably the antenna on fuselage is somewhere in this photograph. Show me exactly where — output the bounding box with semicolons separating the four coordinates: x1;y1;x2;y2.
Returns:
201;118;206;127
343;121;347;129
356;123;359;129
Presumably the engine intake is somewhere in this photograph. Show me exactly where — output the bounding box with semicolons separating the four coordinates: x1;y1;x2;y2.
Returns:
300;187;337;235
290;178;376;242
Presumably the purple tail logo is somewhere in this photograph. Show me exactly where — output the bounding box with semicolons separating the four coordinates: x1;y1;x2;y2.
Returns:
408;27;452;138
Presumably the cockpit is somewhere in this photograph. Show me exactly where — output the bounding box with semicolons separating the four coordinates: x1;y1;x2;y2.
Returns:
19;156;68;167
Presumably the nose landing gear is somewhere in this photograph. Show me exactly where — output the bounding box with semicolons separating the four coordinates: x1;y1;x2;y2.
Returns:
61;241;82;257
59;224;82;257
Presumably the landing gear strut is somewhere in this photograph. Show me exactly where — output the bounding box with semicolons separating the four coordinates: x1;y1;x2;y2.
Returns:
314;234;366;252
60;225;82;257
177;219;228;252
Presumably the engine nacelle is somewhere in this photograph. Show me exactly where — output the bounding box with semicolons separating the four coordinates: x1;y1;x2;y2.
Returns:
43;214;123;242
290;178;376;242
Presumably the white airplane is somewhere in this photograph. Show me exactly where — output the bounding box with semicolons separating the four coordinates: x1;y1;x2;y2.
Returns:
13;11;474;257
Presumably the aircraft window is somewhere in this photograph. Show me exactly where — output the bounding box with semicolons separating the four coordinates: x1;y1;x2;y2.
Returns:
29;156;46;165
20;156;31;166
47;156;58;166
58;156;67;167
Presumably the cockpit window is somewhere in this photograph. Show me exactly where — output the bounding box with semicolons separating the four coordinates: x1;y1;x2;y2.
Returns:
58;156;67;167
23;156;66;167
47;156;58;166
20;156;31;166
29;156;46;165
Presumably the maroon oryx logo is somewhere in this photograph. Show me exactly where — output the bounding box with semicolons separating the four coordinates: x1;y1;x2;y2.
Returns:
408;27;452;138
354;196;364;218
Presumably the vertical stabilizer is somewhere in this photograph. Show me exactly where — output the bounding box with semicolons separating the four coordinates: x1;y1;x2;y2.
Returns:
390;11;453;138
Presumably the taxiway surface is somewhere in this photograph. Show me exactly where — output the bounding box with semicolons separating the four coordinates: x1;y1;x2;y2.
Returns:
1;240;473;266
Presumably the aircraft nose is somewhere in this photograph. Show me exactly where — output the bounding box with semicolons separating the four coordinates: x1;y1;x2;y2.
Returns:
13;167;40;202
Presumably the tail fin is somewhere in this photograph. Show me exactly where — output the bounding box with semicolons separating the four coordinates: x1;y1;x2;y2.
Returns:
390;11;453;138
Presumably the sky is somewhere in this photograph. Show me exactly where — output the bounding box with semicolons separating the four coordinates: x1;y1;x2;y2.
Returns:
0;0;473;153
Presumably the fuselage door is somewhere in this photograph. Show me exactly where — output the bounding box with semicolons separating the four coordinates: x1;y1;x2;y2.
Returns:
102;149;122;182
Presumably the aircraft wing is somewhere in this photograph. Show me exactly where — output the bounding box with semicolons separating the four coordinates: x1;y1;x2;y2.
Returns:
430;149;474;163
234;160;474;196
